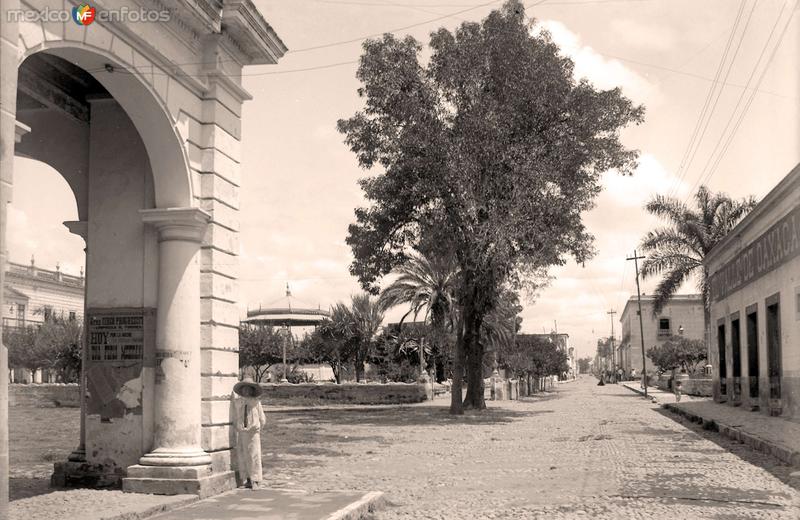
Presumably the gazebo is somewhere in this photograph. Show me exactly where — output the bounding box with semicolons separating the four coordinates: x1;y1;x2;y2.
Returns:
243;284;329;381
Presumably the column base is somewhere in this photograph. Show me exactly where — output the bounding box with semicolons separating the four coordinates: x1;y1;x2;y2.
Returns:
67;446;87;462
138;448;213;467
122;465;235;497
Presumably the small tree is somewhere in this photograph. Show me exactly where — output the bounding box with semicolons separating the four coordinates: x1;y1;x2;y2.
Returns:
577;356;592;374
42;318;82;382
4;325;45;381
239;325;284;382
647;335;707;374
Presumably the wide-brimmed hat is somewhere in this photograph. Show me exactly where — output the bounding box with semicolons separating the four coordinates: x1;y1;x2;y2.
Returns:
233;377;263;397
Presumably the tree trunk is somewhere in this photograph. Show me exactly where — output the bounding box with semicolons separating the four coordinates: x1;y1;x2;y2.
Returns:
449;316;465;415
461;300;486;410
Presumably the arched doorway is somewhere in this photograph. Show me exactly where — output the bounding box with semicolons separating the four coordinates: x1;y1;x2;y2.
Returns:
13;47;213;493
0;3;286;511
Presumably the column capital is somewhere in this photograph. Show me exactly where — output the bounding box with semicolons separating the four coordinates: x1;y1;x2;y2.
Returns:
63;220;88;242
141;207;211;243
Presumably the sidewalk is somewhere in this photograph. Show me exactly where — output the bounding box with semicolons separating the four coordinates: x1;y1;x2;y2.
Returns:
662;399;800;469
147;488;385;520
620;381;705;403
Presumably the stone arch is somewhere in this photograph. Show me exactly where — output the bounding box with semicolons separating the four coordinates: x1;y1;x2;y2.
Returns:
19;41;193;209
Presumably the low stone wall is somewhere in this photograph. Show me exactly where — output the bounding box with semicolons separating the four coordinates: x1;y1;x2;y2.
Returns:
258;382;427;405
10;383;80;408
656;375;713;397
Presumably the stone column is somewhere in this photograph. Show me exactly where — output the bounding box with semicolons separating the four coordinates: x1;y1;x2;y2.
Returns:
138;207;211;467
63;221;88;463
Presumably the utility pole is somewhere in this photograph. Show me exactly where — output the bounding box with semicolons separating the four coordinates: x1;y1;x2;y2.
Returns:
627;250;648;398
606;309;616;372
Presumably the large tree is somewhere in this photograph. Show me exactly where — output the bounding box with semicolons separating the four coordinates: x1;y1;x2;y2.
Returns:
639;185;756;347
338;0;643;413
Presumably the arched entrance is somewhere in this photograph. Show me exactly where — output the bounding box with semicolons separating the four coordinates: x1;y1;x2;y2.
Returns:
14;45;215;491
0;2;286;511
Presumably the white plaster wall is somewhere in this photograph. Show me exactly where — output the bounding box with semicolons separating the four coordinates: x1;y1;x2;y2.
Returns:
621;298;705;374
710;256;800;416
86;99;156;308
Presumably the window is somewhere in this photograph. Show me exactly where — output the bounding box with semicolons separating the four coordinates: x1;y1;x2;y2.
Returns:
42;306;53;322
658;318;671;337
69;311;76;321
16;305;24;323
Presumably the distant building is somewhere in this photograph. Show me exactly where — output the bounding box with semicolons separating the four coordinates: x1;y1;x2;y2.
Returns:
618;294;705;376
705;163;800;418
2;258;84;329
3;258;85;383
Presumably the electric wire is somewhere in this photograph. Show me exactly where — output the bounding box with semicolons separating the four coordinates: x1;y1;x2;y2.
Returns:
665;0;746;199
690;1;796;194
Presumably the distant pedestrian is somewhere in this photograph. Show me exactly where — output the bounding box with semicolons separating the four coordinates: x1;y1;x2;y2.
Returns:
617;368;623;383
674;380;683;402
232;377;267;489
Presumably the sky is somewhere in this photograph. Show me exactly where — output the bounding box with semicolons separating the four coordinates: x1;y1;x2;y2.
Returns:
8;0;800;360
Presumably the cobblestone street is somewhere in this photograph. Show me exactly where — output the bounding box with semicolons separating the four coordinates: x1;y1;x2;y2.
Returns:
263;377;800;519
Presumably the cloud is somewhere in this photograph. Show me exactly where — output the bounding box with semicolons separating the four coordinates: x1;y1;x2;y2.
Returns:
535;20;659;105
600;153;688;208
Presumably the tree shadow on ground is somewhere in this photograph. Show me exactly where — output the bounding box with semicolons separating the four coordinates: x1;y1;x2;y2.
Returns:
10;478;56;501
271;404;536;429
655;407;800;494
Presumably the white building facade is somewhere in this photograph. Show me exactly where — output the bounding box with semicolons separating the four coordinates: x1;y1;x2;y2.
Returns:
705;164;800;418
618;294;705;376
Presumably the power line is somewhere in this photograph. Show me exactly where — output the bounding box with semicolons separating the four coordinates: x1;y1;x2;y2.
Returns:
669;0;756;198
665;0;747;199
691;1;796;193
287;0;505;54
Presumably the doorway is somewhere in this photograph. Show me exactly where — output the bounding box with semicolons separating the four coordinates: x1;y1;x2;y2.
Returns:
717;321;727;398
746;306;759;401
766;295;781;402
730;314;741;403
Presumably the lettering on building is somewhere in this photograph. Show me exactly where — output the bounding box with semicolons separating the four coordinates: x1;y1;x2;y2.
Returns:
88;313;145;362
710;205;800;302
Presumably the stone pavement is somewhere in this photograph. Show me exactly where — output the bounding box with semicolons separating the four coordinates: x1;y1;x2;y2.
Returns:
260;376;800;519
664;399;800;468
147;488;384;520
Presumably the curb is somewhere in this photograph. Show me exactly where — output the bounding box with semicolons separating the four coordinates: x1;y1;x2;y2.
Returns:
663;403;800;468
325;491;386;520
101;496;200;520
620;383;659;402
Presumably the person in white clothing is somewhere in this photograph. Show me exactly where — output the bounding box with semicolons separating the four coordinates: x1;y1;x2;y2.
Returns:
232;377;267;489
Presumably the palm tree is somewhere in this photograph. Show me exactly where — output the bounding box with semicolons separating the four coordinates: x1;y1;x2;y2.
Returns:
639;185;756;343
378;252;459;380
349;293;384;382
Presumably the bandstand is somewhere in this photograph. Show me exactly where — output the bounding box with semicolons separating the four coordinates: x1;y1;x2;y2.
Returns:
243;285;329;381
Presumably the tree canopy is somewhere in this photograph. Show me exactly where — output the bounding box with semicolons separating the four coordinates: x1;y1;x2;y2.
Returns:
338;0;643;413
